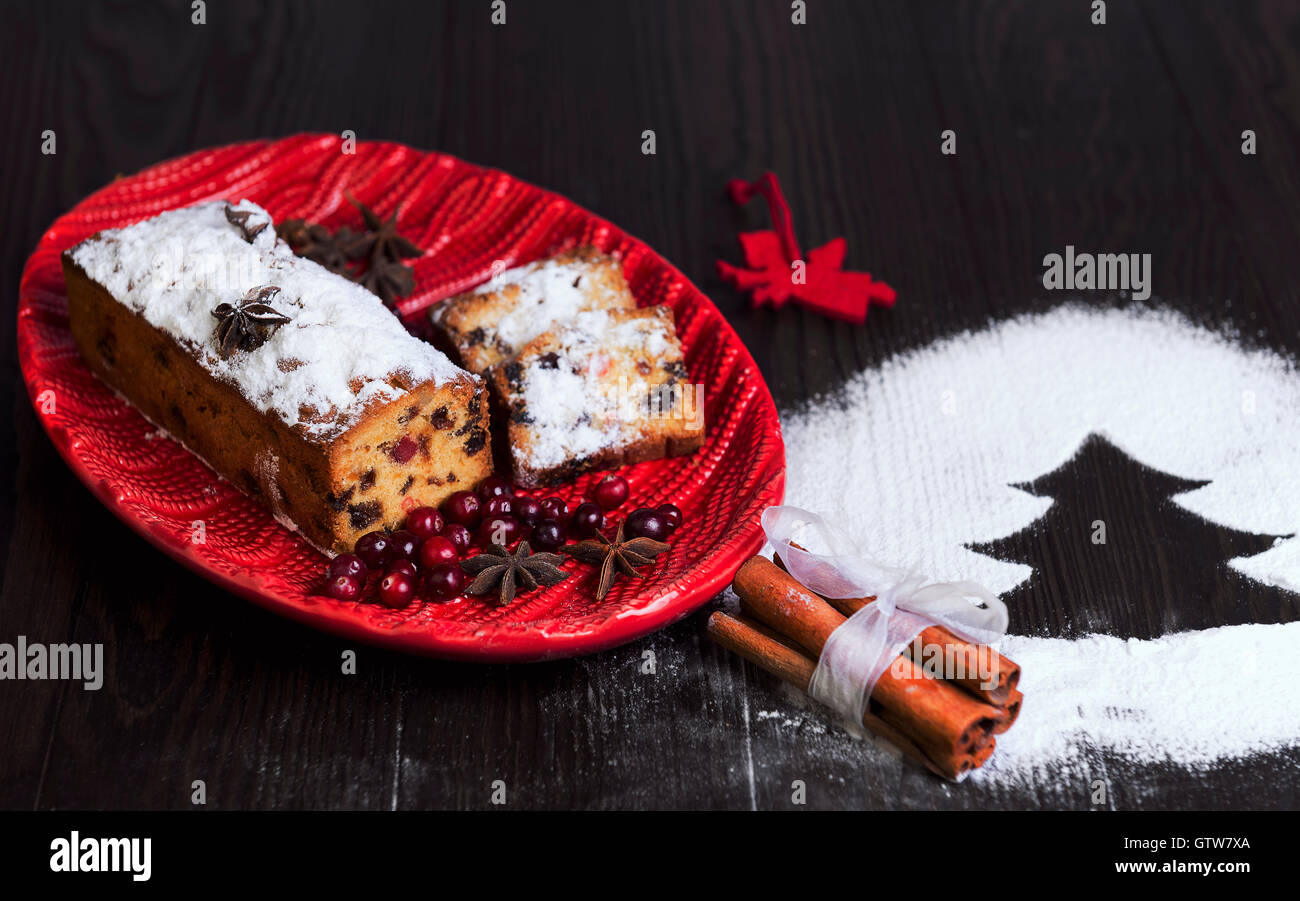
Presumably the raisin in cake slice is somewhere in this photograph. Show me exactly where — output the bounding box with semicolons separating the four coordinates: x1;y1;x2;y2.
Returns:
489;307;705;487
63;199;493;555
430;247;636;374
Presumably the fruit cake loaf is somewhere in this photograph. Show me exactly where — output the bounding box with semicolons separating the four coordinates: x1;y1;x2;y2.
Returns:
430;246;636;374
489;306;705;487
62;199;493;555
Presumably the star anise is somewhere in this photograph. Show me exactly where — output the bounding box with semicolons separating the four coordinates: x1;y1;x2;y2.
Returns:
462;541;569;606
355;256;417;306
342;192;423;265
212;285;291;358
274;220;356;276
225;203;270;243
562;521;670;601
341;193;422;307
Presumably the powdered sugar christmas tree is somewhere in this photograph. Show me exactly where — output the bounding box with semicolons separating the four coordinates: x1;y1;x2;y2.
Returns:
968;435;1294;640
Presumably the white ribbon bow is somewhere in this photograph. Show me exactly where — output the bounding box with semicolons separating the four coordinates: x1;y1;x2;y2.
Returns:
761;506;1008;723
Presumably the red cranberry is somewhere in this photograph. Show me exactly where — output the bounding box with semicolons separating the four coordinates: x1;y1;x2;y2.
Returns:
389;435;418;464
354;531;394;568
625;508;668;541
531;519;566;551
478;515;522;547
425;563;466;601
485;495;513;518
378;570;416;608
326;573;362;602
477;475;514;501
419;535;459;568
389;529;421;561
539;497;569;521
593;474;630;510
328;553;367;582
571;502;605;537
441;523;473;555
513;496;543;526
443;490;483;527
656;503;683;533
405;506;444;541
386;559;417;579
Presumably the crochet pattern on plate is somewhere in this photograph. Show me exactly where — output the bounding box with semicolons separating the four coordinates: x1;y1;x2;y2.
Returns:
780;305;1300;783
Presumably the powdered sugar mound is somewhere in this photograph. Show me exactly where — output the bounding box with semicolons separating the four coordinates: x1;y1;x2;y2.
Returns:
780;304;1300;776
70;200;465;440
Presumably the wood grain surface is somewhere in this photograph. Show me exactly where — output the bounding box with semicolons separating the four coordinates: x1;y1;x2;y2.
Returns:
2;0;1298;810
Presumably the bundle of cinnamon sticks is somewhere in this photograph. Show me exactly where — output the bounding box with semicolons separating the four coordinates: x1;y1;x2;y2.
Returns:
709;556;1023;781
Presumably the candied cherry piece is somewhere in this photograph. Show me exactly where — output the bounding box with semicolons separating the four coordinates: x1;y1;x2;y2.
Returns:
625;508;669;542
378;570;416;608
326;573;362;602
477;475;515;501
419;535;460;568
354;531;394;568
443;490;483;527
530;519;566;551
425;563;466;601
328;553;367;582
592;474;630;510
571;502;605;537
389;435;418;464
405;506;444;541
441;523;473;555
656;503;683;534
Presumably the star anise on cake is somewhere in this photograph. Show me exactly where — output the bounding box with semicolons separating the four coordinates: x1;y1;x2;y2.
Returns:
274;220;356;276
563;521;670;601
225;203;270;243
212;285;292;358
461;541;569;606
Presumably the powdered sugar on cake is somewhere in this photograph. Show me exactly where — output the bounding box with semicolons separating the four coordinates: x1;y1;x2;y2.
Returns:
458;256;624;358
516;310;669;470
69;200;464;440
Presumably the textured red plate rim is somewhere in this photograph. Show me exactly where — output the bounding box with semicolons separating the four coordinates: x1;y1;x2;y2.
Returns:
16;135;785;662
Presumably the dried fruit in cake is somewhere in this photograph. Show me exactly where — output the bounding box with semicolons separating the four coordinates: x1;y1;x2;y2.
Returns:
61;199;494;555
488;307;705;487
429;247;637;375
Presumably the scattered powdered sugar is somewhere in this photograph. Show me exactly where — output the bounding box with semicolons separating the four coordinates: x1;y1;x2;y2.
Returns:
443;255;628;360
70;200;465;440
779;304;1300;780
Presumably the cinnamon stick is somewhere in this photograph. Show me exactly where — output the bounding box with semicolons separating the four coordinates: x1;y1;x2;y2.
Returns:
992;688;1023;734
774;552;1021;706
706;611;985;781
732;557;1004;773
826;595;1020;706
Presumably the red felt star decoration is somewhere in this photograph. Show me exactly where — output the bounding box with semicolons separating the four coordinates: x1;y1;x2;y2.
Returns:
715;172;896;324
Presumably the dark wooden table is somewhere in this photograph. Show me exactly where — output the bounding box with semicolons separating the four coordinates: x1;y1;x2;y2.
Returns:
3;0;1298;810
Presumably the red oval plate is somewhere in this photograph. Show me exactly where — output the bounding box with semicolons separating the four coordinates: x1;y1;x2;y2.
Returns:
17;135;785;661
